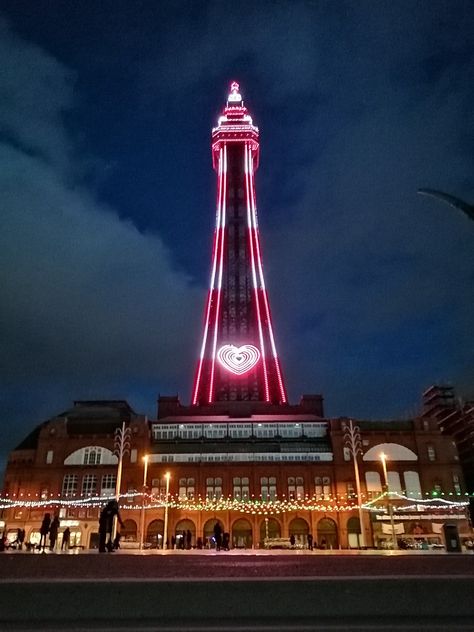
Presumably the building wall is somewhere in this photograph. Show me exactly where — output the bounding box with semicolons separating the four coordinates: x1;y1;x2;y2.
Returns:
1;403;471;550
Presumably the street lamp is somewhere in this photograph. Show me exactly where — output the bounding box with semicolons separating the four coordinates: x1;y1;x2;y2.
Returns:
113;422;131;539
163;472;171;550
380;452;398;550
139;455;149;550
342;420;366;548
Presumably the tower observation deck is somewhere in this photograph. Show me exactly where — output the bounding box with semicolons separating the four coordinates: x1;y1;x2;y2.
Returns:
192;83;287;405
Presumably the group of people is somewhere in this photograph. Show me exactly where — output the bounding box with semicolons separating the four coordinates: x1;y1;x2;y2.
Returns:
39;513;71;551
0;514;72;552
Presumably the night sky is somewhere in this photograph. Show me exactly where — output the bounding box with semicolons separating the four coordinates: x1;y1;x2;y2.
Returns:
1;1;473;471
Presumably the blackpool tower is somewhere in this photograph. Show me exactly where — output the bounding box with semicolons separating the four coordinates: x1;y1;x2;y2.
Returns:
192;83;287;405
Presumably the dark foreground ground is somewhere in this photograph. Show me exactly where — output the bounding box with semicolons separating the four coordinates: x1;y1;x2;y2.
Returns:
1;551;474;631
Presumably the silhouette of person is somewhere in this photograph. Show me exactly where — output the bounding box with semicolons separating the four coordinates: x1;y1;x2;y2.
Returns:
222;532;230;551
307;533;313;550
186;529;192;549
290;534;296;547
61;527;71;551
49;516;60;550
98;500;124;553
213;522;222;551
39;513;51;552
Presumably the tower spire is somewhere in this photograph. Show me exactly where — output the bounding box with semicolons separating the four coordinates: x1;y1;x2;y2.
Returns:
192;84;287;405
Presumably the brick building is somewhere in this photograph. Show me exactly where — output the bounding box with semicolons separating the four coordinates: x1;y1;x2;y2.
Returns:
1;394;471;550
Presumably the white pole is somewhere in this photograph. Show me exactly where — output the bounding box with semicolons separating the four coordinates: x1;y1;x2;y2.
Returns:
380;452;398;549
344;420;366;548
163;472;171;550
139;455;149;550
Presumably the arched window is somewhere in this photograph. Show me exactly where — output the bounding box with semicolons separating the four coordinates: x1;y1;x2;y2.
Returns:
64;446;117;466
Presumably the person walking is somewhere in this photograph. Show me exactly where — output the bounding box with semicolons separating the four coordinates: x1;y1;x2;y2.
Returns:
39;513;51;552
61;527;71;551
290;534;296;548
49;515;60;551
98;500;124;553
307;533;313;551
213;522;222;551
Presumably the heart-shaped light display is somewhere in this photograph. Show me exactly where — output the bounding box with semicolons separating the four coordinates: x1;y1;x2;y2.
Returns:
217;344;260;375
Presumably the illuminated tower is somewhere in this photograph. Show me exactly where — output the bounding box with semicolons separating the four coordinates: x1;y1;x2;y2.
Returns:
192;82;287;405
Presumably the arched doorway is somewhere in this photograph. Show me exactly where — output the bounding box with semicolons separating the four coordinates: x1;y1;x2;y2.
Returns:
174;519;196;549
203;518;224;549
147;519;164;548
232;518;252;549
121;519;137;543
259;517;281;545
347;516;362;549
288;517;309;547
317;517;338;549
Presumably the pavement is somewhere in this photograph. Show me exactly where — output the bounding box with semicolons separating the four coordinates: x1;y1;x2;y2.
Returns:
1;550;474;631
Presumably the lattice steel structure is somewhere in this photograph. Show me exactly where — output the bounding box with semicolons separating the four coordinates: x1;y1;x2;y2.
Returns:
192;83;287;405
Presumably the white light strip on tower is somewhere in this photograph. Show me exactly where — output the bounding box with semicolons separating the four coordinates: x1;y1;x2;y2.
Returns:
192;148;224;404
208;144;227;402
245;144;269;401
248;152;287;403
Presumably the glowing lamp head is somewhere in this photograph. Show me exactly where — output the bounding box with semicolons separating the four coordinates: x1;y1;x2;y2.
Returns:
165;471;171;481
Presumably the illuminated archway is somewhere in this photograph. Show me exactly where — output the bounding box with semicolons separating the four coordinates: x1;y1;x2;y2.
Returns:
146;519;164;548
232;518;252;549
121;519;137;542
203;518;224;548
317;517;338;550
289;517;309;546
259;517;281;544
174;519;196;549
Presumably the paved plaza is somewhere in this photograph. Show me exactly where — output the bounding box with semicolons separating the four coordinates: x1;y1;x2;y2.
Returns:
1;550;474;630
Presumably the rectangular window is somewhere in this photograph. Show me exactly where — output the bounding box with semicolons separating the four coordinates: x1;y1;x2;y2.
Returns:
101;474;117;496
260;476;276;501
82;474;97;496
178;478;195;499
233;477;249;500
314;476;331;500
287;476;304;500
206;477;222;500
130;448;137;463
46;450;53;464
346;481;355;499
151;477;168;499
343;447;351;462
62;474;78;497
427;445;436;461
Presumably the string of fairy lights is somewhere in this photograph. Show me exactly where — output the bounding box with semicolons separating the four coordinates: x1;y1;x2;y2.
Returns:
0;490;469;515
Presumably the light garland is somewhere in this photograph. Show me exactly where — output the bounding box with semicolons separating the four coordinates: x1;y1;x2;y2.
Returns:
0;490;469;515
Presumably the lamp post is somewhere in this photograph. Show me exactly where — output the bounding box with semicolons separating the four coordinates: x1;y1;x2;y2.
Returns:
380;452;398;549
163;472;171;550
113;422;131;539
139;455;149;550
342;420;366;548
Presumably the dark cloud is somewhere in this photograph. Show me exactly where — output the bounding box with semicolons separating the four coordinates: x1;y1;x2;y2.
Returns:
0;19;202;461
